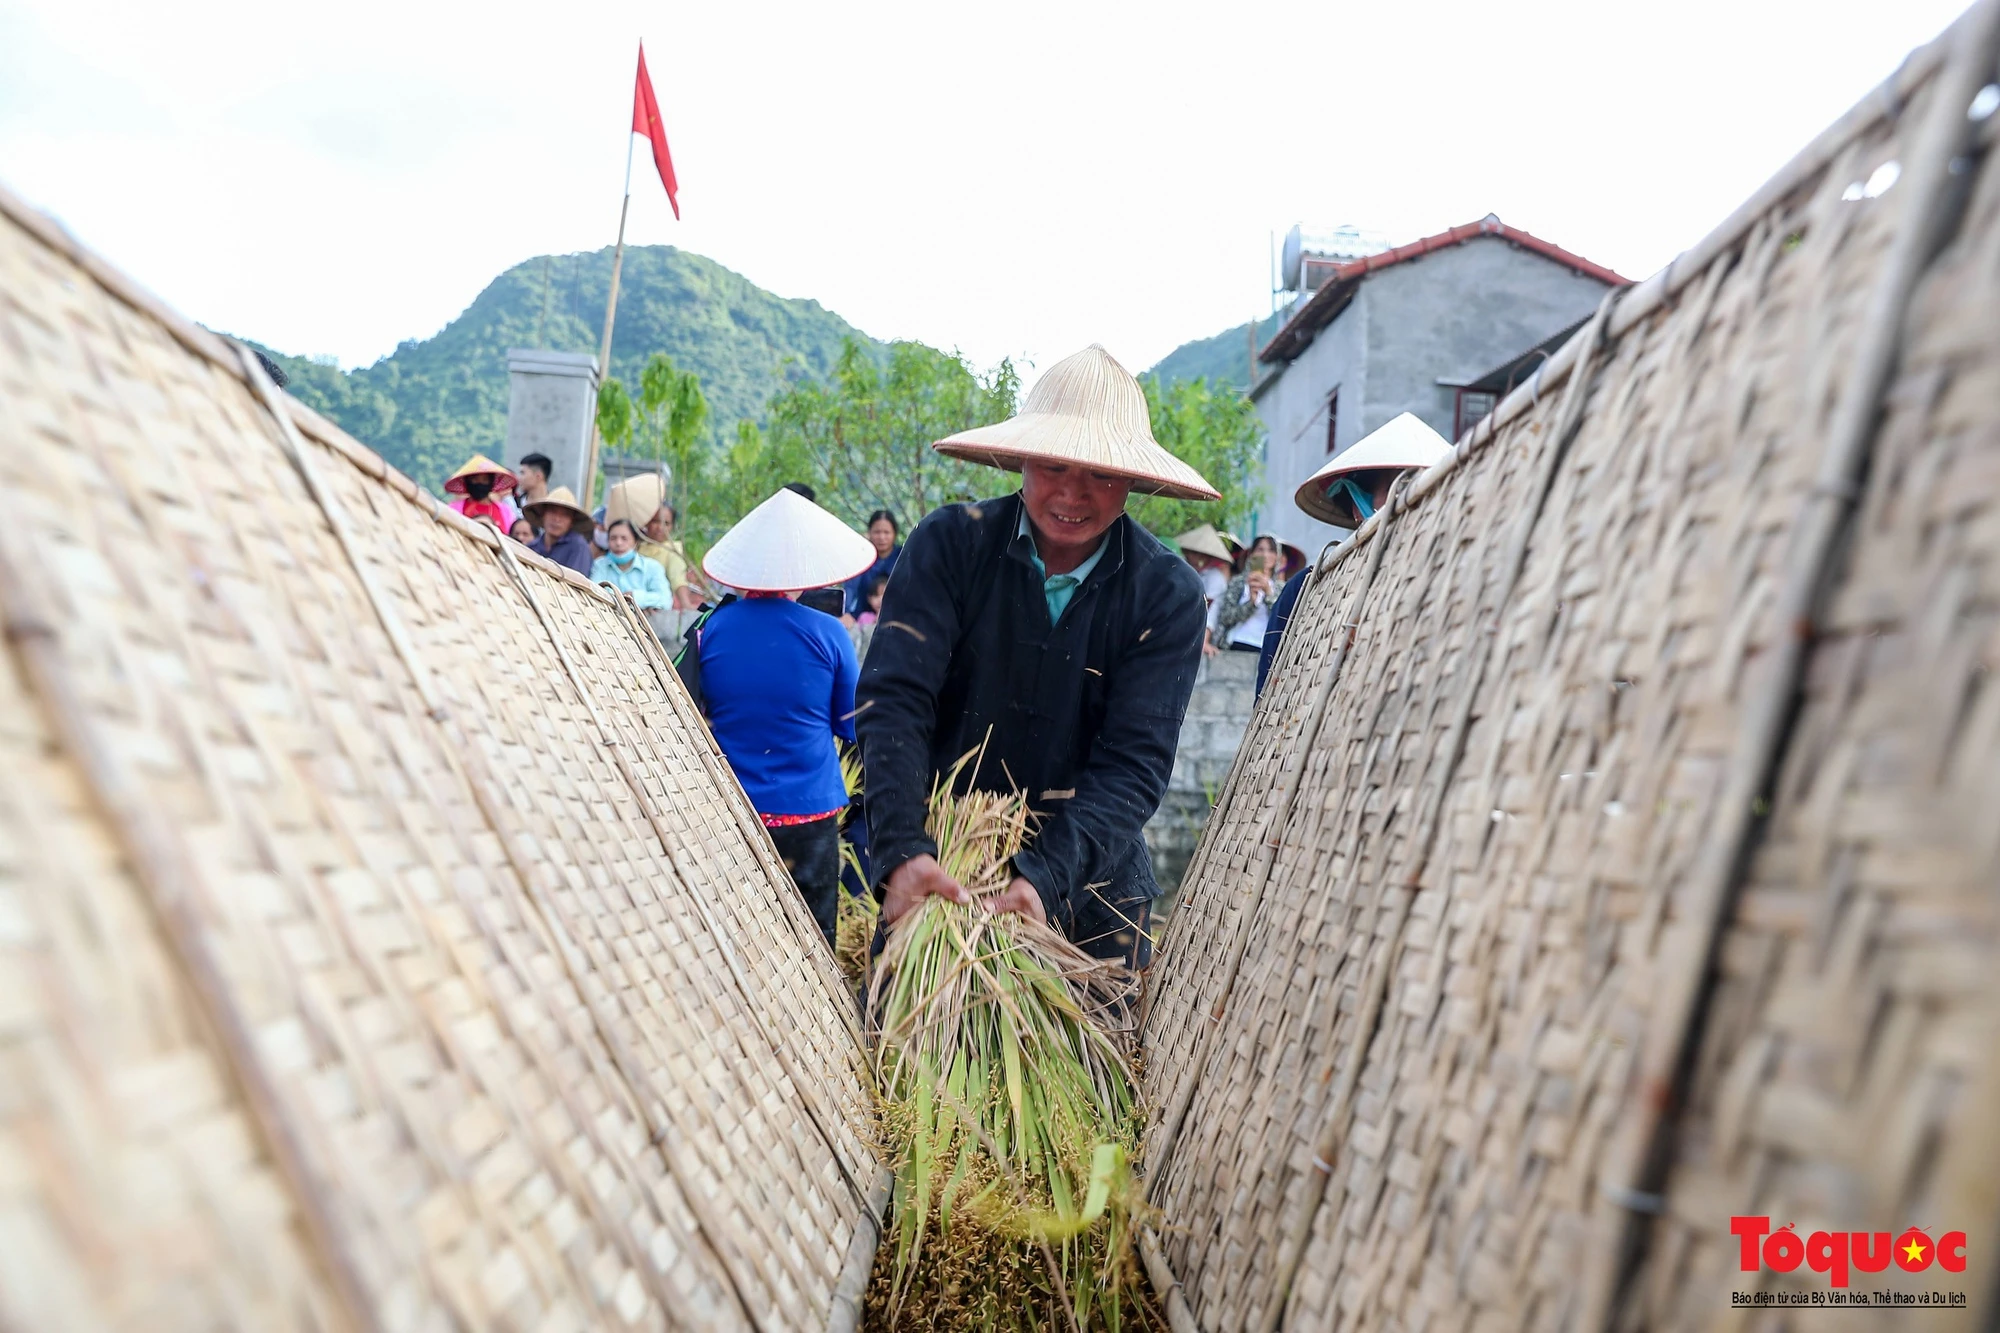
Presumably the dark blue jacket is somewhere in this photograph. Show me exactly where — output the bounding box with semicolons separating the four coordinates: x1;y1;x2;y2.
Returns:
530;530;594;578
856;494;1204;925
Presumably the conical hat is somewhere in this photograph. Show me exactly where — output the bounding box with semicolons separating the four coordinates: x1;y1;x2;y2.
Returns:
445;453;518;495
1294;412;1453;526
934;345;1220;501
522;486;592;528
702;488;877;593
605;472;668;528
1175;524;1235;564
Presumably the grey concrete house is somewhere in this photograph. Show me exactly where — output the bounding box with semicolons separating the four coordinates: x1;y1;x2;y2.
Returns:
1250;215;1626;550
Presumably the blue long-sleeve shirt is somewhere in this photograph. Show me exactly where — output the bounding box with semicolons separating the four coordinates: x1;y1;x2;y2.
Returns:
591;552;671;610
698;596;859;817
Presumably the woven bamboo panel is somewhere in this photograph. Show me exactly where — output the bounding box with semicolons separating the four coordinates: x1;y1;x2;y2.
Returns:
0;189;882;1332
1144;10;2000;1329
1627;55;2000;1333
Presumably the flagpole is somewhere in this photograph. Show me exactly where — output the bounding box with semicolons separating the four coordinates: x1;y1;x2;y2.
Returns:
583;130;637;505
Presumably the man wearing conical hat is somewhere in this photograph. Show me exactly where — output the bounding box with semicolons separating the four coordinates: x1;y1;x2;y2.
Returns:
1252;412;1452;696
856;345;1218;967
523;486;596;577
444;454;521;531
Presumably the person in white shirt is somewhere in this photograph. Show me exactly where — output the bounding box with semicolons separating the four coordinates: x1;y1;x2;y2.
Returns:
1216;535;1285;652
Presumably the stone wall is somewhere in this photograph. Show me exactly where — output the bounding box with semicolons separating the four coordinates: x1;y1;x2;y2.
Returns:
1146;650;1258;905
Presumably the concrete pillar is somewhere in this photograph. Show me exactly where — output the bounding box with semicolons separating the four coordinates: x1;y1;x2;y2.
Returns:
503;349;599;497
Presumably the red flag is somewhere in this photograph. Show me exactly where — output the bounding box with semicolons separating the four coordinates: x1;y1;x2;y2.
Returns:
632;44;680;219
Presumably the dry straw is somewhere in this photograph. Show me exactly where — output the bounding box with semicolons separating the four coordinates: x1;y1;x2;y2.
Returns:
1142;3;2000;1329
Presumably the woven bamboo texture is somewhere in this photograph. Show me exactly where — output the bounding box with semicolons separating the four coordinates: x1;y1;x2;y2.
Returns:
0;186;884;1332
1142;6;2000;1329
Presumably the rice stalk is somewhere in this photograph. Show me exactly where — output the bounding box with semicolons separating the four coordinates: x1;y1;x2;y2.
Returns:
835;851;879;987
833;744;878;986
865;746;1156;1330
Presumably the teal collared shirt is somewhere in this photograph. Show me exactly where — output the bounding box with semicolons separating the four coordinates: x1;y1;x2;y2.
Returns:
1020;508;1107;623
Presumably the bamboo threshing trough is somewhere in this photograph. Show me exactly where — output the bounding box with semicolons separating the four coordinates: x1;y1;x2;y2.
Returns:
1144;4;2000;1329
0;183;888;1331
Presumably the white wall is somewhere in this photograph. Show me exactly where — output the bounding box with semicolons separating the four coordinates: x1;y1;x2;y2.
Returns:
1251;287;1369;553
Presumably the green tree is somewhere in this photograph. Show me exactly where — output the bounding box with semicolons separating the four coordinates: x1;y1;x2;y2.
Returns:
727;338;1018;531
1129;376;1264;541
697;344;1262;570
596;352;710;516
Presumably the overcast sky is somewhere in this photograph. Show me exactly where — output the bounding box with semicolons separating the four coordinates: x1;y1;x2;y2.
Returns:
0;0;1971;383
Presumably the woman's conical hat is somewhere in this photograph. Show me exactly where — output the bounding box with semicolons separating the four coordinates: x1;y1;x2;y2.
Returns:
1294;412;1453;526
702;488;877;593
522;486;592;528
1175;524;1235;564
933;345;1220;501
605;472;668;528
445;453;518;495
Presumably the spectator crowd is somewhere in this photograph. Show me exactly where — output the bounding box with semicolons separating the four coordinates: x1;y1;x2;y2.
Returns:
436;454;895;953
430;391;1447;969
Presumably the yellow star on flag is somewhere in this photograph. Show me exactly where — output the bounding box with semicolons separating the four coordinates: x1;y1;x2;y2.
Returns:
1902;1238;1927;1264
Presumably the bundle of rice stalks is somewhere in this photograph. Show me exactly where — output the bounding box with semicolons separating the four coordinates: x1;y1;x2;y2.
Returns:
865;751;1153;1331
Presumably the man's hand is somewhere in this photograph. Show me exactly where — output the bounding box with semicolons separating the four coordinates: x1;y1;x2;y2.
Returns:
883;854;971;923
988;876;1047;927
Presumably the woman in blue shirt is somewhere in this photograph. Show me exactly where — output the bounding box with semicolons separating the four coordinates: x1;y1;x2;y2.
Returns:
591;519;671;610
842;509;902;618
698;488;876;948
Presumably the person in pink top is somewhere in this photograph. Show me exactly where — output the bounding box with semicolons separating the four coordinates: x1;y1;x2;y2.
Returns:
443;454;521;530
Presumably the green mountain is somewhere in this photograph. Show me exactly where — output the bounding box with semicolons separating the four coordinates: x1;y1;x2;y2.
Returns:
1145;312;1287;392
249;245;880;492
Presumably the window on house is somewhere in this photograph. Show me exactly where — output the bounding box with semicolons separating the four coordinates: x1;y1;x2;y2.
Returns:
1324;388;1340;454
1454;388;1498;440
